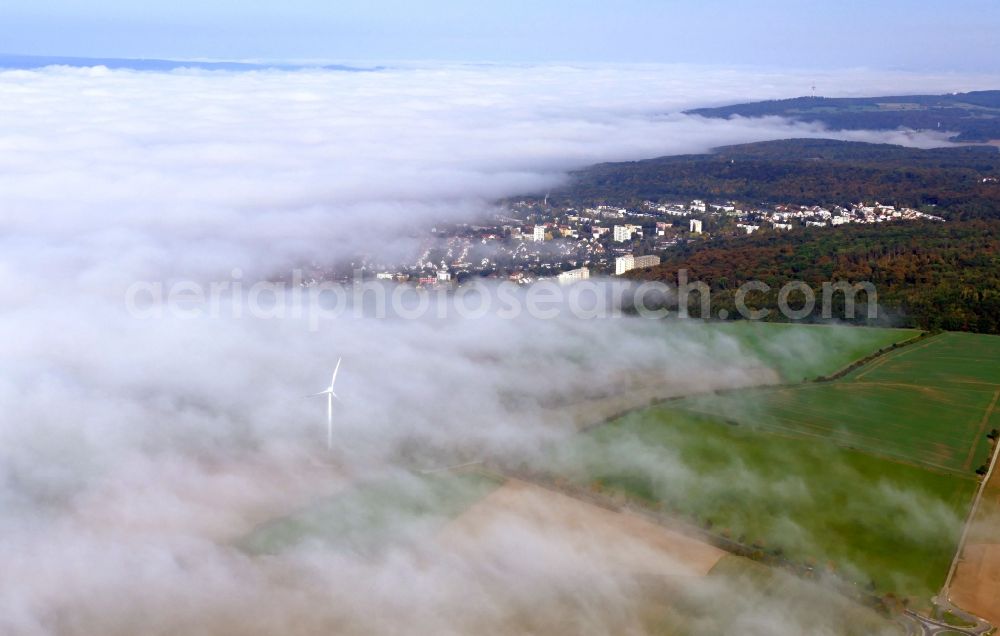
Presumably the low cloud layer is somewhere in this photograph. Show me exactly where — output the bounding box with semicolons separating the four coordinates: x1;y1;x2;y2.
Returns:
0;63;990;634
1;63;996;290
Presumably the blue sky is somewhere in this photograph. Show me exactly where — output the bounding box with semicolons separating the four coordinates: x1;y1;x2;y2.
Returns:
2;0;999;71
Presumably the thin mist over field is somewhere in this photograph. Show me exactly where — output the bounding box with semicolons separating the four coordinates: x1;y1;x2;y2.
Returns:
0;62;983;634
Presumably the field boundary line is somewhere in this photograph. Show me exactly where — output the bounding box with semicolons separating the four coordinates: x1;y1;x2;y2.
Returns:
576;331;934;435
487;466;897;615
942;425;1000;602
964;389;1000;471
849;332;940;382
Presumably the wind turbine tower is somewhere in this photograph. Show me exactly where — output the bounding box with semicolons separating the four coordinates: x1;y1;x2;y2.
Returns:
309;357;341;449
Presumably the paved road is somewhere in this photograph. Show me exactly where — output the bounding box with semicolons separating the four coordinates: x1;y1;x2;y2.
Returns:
900;607;992;636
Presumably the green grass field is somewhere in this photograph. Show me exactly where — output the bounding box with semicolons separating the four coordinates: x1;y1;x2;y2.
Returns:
237;471;498;555
553;330;1000;600
850;331;1000;387
703;556;903;635
701;321;921;382
641;555;902;635
676;332;1000;473
239;326;996;617
555;407;976;599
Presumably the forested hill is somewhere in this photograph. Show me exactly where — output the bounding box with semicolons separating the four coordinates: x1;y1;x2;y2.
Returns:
625;219;1000;334
685;91;1000;142
557;139;1000;219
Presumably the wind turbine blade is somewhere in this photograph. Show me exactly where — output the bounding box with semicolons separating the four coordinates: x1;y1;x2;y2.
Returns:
330;357;342;389
307;390;330;397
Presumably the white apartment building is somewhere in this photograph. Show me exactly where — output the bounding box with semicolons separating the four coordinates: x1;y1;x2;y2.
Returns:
532;225;546;242
689;219;703;234
615;254;634;275
634;255;660;269
615;254;660;275
557;267;590;285
613;224;642;242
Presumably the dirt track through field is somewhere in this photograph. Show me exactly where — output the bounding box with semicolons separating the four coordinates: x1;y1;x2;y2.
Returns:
440;479;726;579
544;362;780;433
950;466;1000;625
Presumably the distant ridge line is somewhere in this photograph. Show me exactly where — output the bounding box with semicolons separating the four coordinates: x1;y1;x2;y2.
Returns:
0;53;385;73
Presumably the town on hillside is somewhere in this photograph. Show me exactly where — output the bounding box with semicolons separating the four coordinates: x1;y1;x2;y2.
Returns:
305;198;946;287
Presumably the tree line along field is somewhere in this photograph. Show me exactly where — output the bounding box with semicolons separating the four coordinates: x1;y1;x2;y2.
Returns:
643;555;901;635
705;321;921;383
553;329;1000;601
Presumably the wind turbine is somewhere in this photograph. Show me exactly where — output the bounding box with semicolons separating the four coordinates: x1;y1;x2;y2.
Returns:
309;357;341;449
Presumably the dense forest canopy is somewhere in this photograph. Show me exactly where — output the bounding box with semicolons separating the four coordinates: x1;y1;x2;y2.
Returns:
685;90;1000;142
555;139;1000;219
540;137;1000;333
626;219;1000;334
